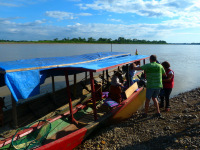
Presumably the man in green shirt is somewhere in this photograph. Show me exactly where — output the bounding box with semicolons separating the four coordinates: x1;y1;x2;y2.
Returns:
133;55;166;118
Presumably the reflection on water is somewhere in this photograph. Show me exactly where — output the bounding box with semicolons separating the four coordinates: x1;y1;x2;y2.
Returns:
1;44;200;107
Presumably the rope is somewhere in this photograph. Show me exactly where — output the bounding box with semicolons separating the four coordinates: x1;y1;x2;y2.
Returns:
11;120;51;150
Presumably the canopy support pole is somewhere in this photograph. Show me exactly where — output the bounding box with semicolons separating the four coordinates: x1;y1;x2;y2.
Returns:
106;70;109;85
73;74;77;98
143;59;146;65
51;76;56;102
127;64;130;87
11;95;18;129
102;71;105;84
85;72;87;84
90;71;97;121
65;71;77;124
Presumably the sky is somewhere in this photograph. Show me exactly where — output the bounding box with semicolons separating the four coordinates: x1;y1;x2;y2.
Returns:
0;0;200;43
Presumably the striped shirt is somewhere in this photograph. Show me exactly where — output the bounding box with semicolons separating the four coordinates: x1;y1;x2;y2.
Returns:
141;62;165;88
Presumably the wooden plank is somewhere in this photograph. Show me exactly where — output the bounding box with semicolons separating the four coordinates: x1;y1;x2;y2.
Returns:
125;82;138;98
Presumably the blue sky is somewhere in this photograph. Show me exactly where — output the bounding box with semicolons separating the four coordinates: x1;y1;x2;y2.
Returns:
0;0;200;43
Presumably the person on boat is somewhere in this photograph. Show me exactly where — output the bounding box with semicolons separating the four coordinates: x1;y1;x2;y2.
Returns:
122;61;140;87
108;71;124;103
133;55;166;118
94;82;103;101
129;61;140;85
159;61;174;111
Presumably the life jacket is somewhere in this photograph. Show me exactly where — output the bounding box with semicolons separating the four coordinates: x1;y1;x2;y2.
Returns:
163;69;174;88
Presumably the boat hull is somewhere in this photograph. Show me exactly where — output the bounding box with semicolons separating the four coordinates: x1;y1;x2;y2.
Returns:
35;88;146;150
111;88;146;122
36;112;112;150
36;127;87;150
0;52;149;150
0;88;146;150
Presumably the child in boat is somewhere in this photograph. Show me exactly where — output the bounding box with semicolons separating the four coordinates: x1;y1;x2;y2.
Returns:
159;61;174;111
108;71;124;103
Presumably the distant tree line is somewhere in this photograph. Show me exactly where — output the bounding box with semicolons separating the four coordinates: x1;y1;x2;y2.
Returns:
0;37;167;44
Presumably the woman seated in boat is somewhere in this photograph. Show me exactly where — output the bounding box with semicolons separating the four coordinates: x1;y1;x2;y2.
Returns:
108;70;124;103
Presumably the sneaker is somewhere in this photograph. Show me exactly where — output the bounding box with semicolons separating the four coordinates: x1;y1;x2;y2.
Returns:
142;113;148;118
155;113;164;119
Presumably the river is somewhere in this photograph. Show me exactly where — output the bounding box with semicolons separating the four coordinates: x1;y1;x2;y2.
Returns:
0;43;200;107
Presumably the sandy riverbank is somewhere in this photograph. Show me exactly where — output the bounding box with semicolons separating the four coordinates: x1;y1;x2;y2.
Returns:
76;88;200;150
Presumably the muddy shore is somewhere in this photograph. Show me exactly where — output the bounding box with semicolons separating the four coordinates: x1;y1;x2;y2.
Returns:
76;88;200;150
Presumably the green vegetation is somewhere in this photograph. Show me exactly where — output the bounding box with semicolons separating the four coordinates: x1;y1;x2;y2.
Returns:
0;37;167;44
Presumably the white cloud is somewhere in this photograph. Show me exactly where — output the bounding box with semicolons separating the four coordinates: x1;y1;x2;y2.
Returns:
0;0;48;7
0;15;200;42
77;13;92;16
0;18;49;40
45;11;76;20
45;11;92;20
0;2;19;7
107;18;122;22
63;23;169;41
1;0;200;42
78;0;198;18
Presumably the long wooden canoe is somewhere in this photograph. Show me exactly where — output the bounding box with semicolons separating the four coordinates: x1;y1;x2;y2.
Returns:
0;52;149;150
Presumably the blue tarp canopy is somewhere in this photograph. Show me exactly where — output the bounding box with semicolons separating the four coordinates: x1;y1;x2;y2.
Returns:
0;52;149;101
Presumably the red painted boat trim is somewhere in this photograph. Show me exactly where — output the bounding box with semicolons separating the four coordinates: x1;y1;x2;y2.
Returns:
36;127;88;150
0;121;50;147
0;128;33;148
0;101;89;148
49;102;89;123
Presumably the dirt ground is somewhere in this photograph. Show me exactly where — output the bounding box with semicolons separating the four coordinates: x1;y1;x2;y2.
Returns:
76;88;200;150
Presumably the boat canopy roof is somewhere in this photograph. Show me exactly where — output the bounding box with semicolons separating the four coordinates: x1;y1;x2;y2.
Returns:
0;52;149;101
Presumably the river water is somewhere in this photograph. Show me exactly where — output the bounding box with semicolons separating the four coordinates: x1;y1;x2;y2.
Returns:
0;43;200;107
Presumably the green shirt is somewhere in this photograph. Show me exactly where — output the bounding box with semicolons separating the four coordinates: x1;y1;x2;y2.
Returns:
141;62;165;88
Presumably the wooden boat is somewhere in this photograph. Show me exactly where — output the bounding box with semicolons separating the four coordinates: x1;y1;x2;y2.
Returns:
0;52;149;150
